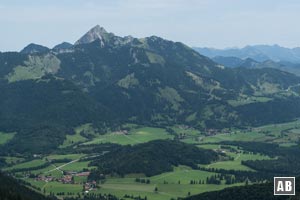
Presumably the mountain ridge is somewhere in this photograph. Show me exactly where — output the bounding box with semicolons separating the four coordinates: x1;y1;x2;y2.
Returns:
212;56;300;76
194;45;300;63
20;43;50;54
1;25;300;153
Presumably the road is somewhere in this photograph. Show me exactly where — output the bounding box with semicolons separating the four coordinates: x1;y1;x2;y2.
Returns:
45;159;79;173
44;153;106;174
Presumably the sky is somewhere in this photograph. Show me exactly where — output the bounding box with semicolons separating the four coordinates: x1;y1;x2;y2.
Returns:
1;0;300;51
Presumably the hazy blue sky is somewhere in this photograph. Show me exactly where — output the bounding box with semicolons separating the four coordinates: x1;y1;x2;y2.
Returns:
1;0;300;51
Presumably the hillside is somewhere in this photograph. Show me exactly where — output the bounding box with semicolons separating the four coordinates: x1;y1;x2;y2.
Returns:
212;56;300;76
1;26;300;153
185;178;300;200
89;140;218;177
0;172;56;200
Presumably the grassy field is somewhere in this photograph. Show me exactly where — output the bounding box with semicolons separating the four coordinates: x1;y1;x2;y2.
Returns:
60;124;174;147
7;121;300;200
197;144;272;171
199;131;267;144
202;152;271;171
83;127;173;145
25;165;242;200
24;164;243;200
30;160;95;175
4;154;90;176
29;165;62;177
46;154;86;160
60;131;88;148
0;132;16;145
181;120;300;147
170;125;201;136
197;144;221;150
28;179;83;195
5;159;46;171
2;156;25;165
59;161;94;172
93;166;242;200
60;123;100;148
93;184;241;200
150;166;216;184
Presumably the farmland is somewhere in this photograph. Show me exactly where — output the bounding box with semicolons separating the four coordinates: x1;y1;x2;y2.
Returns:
83;127;173;145
201;151;271;171
92;166;242;200
1;121;300;200
4;159;47;171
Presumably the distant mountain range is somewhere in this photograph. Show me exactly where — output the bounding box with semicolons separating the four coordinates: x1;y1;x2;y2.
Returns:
211;56;300;76
1;25;300;153
194;45;300;76
194;45;300;63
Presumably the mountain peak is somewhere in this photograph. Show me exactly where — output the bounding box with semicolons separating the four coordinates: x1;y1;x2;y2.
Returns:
92;25;107;33
75;25;112;46
20;43;49;54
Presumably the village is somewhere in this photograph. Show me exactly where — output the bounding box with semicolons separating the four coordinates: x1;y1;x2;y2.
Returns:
35;171;97;192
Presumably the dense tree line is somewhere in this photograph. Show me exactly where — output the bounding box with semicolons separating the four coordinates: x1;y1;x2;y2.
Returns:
0;76;116;155
64;193;119;200
220;141;300;175
0;157;6;168
237;97;300;126
220;141;281;157
0;172;57;200
242;157;300;175
135;178;150;184
8;162;51;173
184;178;300;200
89;140;218;177
198;167;278;183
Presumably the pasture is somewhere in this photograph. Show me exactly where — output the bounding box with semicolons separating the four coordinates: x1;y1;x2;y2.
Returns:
83;127;173;145
46;154;86;160
7;121;300;200
28;179;83;195
150;166;216;184
200;147;272;171
5;159;46;171
0;132;16;145
59;161;94;172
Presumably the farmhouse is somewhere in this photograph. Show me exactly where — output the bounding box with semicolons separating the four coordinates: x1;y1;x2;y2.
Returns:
76;171;90;177
36;175;54;182
58;175;73;184
84;181;97;192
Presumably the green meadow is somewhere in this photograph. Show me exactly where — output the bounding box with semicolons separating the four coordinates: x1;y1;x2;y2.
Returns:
93;166;242;200
28;179;83;194
200;131;266;143
150;166;216;184
83;127;173;145
5;159;46;171
5;121;300;200
0;132;16;145
46;154;86;160
3;156;25;164
59;161;94;172
202;152;271;171
60;131;88;148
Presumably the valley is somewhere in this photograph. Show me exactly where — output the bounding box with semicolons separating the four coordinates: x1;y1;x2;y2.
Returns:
1;120;299;200
1;25;300;200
